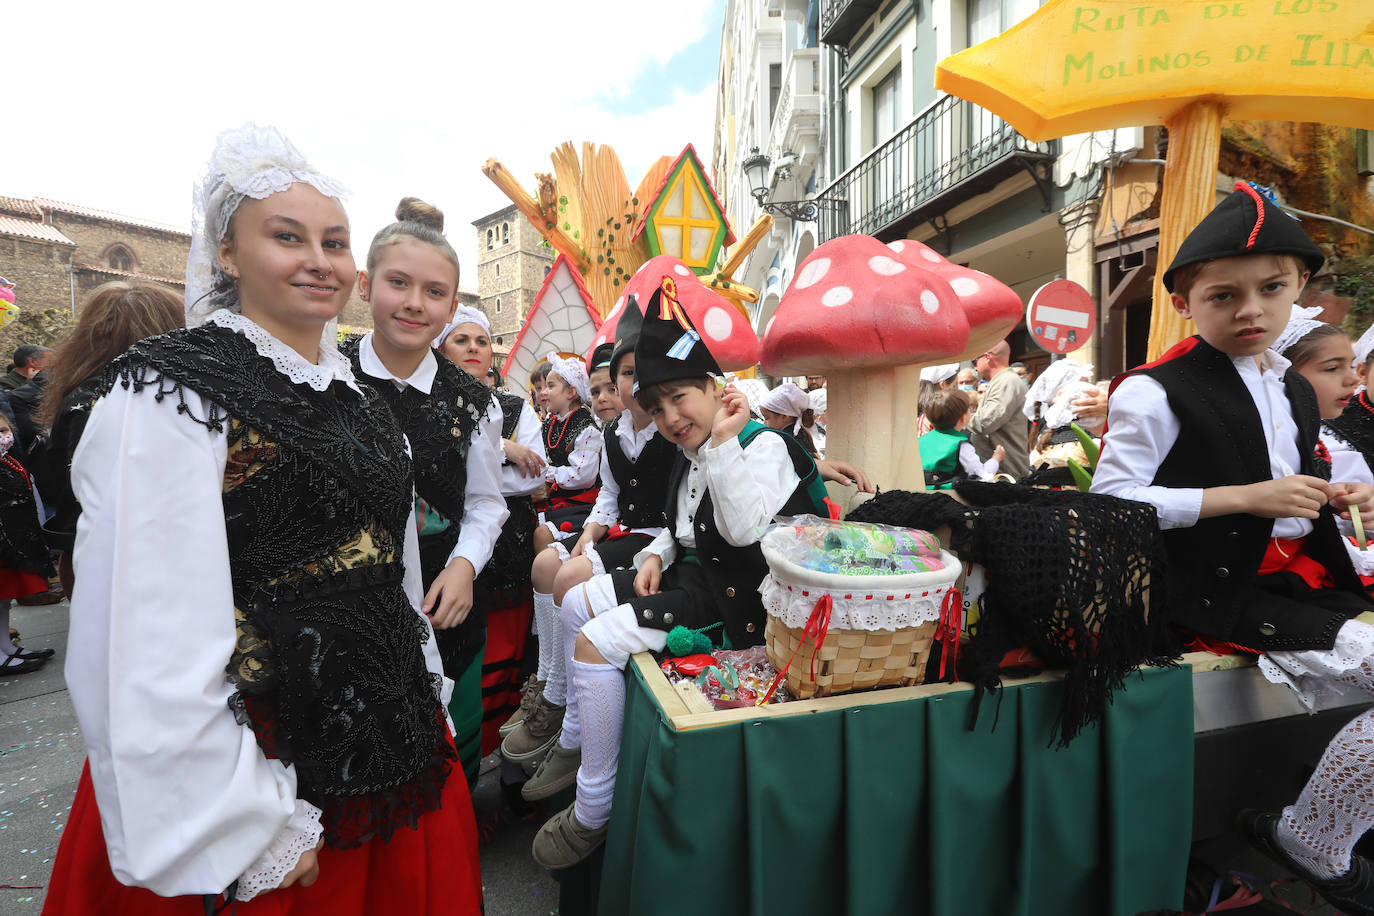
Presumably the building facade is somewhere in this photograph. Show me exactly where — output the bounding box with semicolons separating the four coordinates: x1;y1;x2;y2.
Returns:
0;196;189;316
713;0;825;340
472;204;555;347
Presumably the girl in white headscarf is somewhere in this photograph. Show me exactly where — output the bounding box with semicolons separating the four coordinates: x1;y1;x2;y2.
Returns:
44;125;480;915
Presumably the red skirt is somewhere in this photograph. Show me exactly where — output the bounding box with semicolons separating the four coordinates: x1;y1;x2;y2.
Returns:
42;750;482;916
0;567;50;600
479;586;534;757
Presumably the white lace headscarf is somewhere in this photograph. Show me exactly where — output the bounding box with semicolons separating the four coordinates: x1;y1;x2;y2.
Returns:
1270;304;1327;358
545;351;591;407
433;306;491;348
1353;322;1374;368
186;123;350;332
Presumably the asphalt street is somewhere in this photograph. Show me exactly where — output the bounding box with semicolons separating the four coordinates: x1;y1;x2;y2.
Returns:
0;599;560;915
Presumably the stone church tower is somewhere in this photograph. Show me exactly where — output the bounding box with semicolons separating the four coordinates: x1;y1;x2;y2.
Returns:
471;205;554;347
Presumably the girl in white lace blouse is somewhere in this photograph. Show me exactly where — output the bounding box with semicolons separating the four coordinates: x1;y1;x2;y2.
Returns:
42;125;481;916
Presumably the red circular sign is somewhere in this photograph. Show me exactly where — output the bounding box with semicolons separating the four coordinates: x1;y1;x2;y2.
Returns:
1027;279;1095;354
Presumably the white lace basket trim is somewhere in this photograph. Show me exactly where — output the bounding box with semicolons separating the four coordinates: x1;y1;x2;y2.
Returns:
759;546;963;631
235;799;324;902
1259;619;1374;712
209;310;361;394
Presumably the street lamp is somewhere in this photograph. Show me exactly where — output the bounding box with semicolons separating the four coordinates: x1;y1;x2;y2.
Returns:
741;147;819;222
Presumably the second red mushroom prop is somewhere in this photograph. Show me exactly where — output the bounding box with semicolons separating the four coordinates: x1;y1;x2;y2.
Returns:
762;234;1022;501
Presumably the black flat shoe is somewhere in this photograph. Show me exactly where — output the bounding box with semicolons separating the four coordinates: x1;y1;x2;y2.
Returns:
1237;808;1374;916
10;646;55;660
0;651;46;675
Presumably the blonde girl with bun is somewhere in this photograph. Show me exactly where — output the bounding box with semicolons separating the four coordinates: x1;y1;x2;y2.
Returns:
345;196;508;788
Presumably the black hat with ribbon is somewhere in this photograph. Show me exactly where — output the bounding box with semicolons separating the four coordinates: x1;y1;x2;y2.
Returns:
633;276;722;393
1163;181;1325;292
609;293;644;377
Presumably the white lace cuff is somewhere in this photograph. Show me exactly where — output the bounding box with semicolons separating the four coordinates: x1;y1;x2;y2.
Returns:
234;799;324;902
1343;537;1374;577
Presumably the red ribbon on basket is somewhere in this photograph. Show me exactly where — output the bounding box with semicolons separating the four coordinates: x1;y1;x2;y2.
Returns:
935;588;963;681
758;594;833;706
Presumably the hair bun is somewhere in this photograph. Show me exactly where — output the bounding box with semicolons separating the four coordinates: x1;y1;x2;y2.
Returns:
396;196;444;233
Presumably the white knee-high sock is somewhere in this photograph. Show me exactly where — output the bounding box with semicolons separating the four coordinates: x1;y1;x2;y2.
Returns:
571;658;625;830
542;597;568;707
1278;707;1374;879
533;590;559;688
0;600;15;655
558;587;595;751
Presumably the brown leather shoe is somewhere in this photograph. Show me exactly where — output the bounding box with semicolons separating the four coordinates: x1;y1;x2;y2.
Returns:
500;697;564;762
499;675;545;738
531;803;607;869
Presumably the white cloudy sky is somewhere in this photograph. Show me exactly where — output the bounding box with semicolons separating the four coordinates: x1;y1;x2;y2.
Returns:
5;0;725;283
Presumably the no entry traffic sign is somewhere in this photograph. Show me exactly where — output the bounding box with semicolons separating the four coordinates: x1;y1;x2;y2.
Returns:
1027;279;1095;354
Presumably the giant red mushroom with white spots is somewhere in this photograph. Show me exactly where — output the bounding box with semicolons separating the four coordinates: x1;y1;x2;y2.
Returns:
885;238;1023;360
623;254;759;370
763;234;973;501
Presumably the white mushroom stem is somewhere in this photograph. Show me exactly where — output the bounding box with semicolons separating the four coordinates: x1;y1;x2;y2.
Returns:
823;364;926;513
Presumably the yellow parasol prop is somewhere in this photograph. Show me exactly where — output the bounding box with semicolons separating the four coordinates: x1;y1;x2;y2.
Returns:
936;0;1374;359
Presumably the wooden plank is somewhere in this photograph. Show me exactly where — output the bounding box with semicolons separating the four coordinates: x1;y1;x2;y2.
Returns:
632;652;692;720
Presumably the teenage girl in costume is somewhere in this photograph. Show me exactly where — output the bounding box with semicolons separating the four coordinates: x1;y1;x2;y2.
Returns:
33;280;184;596
42;125;480;915
435;316;548;762
345;196;507;788
0;410;55;676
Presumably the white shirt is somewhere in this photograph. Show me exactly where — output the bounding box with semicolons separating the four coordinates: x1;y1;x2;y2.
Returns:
357;333;508;576
585;409;666;538
957;440;1000;481
501;398;547;497
543;413;602;490
1092;349;1311;538
634;429;802;571
67;313;449;896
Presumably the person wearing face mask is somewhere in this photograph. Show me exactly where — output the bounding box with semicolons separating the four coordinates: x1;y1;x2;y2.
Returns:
0;410;57;676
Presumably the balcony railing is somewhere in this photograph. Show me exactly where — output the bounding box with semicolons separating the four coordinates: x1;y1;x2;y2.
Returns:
814;95;1057;244
820;0;881;47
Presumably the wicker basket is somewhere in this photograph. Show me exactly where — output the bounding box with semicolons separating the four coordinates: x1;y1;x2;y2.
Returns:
763;615;940;698
759;527;962;700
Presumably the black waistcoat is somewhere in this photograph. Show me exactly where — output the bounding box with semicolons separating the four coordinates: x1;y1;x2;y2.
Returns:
480;389;537;595
659;425;826;649
102;324;448;848
1326;390;1374;472
542;407;598;497
1137;337;1362;651
342;342;492;588
603;415;676;529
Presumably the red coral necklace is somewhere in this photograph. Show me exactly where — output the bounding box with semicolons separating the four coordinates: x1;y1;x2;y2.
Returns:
546;412;575;452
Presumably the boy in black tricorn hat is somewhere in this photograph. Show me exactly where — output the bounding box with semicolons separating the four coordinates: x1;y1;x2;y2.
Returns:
529;276;828;869
1093;181;1374;914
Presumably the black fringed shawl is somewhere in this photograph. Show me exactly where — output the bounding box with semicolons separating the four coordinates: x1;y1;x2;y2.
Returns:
847;483;1178;745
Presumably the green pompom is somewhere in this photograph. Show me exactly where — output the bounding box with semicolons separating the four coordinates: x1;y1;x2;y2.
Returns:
665;626;697;657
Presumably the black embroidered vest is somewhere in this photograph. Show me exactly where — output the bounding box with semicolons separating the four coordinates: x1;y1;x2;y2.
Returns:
1326;390;1374;473
101;324;449;848
0;454;54;578
661;424;827;648
542;406;598;499
342;342;492;587
603;415;676;529
480;390;537;595
1135;337;1362;651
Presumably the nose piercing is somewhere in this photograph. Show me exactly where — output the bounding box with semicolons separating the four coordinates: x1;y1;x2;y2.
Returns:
314;268;331;280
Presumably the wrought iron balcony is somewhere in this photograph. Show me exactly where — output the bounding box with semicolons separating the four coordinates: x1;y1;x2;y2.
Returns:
820;0;882;47
814;95;1058;245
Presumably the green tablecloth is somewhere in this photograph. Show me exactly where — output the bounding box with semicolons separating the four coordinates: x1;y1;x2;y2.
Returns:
563;663;1193;916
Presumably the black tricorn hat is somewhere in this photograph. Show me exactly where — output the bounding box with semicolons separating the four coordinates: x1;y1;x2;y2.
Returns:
633;276;721;393
1163;181;1325;293
609;293;644;376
